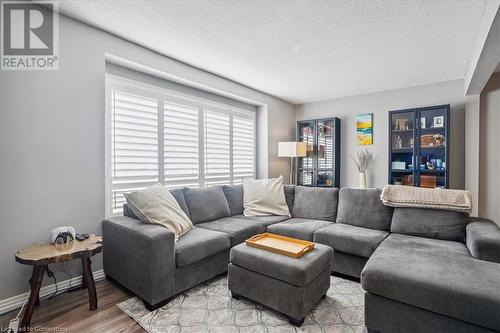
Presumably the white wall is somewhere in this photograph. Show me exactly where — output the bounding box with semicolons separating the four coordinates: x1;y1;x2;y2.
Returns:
296;80;466;190
0;12;295;300
465;94;480;217
479;73;500;224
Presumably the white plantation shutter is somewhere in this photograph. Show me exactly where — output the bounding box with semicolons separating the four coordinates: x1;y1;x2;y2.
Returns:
164;99;199;189
106;76;256;216
204;109;231;186
232;114;255;184
110;90;159;213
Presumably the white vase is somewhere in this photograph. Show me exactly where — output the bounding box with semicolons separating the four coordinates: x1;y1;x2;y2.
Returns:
359;172;367;189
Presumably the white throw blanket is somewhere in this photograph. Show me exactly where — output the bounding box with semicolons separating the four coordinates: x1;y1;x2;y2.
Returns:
380;185;472;213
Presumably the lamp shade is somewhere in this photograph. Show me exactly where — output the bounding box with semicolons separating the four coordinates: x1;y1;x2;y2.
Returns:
278;142;307;157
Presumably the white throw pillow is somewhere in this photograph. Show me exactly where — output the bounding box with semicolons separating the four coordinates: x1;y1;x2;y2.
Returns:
123;183;193;240
243;176;291;217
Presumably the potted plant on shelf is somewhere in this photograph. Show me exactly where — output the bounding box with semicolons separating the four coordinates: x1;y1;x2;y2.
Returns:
351;149;373;189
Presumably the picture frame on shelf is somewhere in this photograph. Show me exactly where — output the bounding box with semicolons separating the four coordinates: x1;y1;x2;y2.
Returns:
420;117;426;129
433;116;444;128
391;161;406;170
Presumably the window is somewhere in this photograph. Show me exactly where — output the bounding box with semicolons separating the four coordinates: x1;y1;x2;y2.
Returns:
105;76;256;215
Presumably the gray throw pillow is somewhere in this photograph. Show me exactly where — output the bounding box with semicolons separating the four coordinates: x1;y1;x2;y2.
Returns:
292;186;338;221
183;186;231;224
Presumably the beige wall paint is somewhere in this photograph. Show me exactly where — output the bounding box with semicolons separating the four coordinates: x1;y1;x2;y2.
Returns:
0;11;295;301
296;80;466;190
479;73;500;224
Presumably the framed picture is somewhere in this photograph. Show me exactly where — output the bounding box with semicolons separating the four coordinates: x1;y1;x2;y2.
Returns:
356;113;373;145
433;116;444;128
420;117;426;129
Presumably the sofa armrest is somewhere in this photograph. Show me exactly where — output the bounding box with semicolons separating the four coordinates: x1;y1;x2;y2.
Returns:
466;217;500;264
102;216;176;305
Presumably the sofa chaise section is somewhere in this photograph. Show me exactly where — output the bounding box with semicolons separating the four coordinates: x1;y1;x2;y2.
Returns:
362;208;500;333
362;233;500;332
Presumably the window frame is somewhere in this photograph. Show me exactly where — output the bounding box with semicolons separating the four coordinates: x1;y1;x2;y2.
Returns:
105;74;256;216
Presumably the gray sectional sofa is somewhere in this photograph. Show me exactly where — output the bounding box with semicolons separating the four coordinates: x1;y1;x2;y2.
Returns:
102;185;500;332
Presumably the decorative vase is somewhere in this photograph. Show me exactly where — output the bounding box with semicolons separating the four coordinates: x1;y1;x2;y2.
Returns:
359;172;367;189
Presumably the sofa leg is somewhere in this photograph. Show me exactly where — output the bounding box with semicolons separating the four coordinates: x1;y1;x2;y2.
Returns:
231;292;241;300
287;316;305;327
321;294;326;299
143;298;171;311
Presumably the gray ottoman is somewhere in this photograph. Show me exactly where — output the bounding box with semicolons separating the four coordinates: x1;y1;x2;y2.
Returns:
228;242;333;326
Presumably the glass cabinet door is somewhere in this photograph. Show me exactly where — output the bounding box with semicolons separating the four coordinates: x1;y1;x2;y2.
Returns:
317;120;333;170
297;121;314;186
389;111;415;186
316;119;334;187
417;108;447;188
298;170;313;186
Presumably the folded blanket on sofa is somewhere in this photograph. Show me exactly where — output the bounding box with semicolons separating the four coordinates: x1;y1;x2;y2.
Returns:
380;185;472;213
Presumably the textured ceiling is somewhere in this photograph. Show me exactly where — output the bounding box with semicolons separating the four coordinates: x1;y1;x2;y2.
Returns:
59;0;487;104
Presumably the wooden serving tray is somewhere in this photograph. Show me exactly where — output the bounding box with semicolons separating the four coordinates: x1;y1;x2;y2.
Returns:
245;233;315;258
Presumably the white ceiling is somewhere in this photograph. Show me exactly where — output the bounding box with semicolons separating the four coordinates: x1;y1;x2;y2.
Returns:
58;0;487;104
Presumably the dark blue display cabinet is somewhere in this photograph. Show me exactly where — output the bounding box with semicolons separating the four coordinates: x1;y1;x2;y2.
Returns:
296;118;341;187
388;105;450;188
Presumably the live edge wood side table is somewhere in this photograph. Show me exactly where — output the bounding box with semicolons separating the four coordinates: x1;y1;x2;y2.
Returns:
15;235;103;330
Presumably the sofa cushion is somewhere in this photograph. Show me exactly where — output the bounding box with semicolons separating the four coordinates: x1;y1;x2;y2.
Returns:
362;234;500;331
222;185;244;216
197;217;265;246
230;242;333;287
292;186;338;222
391;207;468;243
243;177;291;217
314;223;389;258
283;185;295;213
336;188;393;230
170;188;191;219
232;214;290;226
183;186;231;224
467;218;500;263
266;218;332;241
175;227;230;267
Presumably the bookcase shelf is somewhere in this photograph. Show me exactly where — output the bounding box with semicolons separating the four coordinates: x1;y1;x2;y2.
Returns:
296;118;341;187
389;105;450;189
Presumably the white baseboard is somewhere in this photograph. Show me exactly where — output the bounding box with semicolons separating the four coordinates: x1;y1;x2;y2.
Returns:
0;269;105;315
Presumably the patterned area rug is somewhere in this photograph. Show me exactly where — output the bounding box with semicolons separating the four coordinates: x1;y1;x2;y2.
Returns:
117;274;366;333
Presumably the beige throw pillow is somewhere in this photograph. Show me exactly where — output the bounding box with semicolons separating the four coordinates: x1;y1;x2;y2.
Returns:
123;183;193;240
243;176;291;217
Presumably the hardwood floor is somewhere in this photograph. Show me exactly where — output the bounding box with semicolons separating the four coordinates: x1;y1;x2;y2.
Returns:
0;279;145;333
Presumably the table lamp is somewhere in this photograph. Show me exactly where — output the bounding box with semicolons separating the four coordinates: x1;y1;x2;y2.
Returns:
278;142;307;185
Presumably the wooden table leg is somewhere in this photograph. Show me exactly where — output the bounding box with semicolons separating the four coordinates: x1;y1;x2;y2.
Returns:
29;267;41;306
20;265;45;330
82;257;97;311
